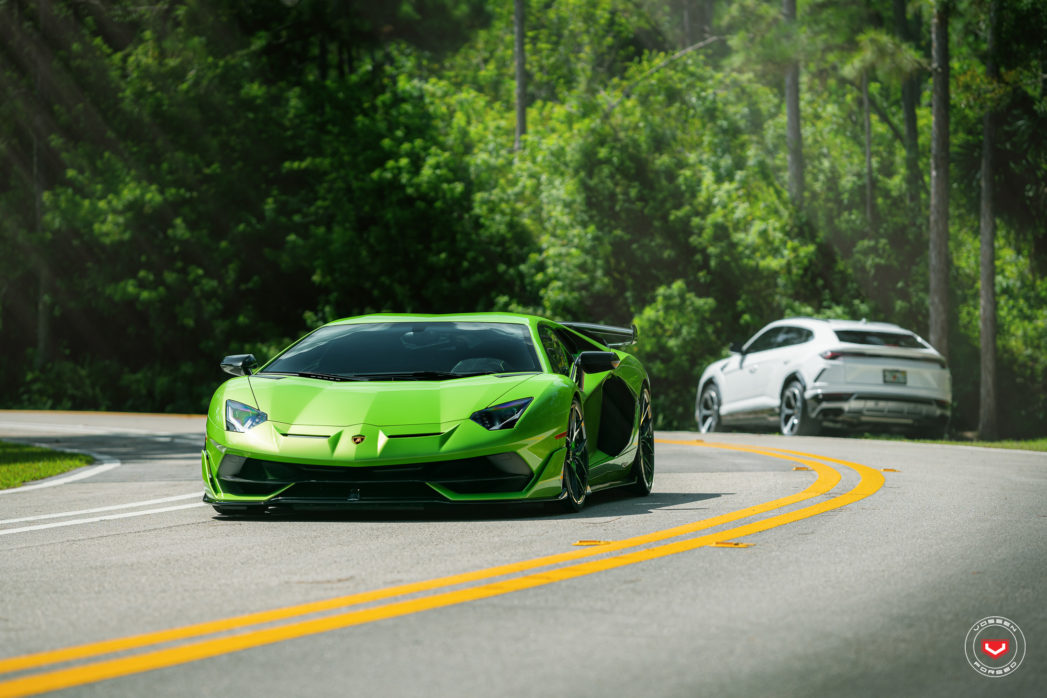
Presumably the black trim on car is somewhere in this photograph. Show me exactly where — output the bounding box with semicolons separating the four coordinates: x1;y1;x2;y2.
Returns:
806;391;951;426
215;454;536;499
559;321;637;347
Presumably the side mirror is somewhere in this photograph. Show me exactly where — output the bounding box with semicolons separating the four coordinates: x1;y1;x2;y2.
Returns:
570;351;620;389
577;351;620;373
221;354;258;377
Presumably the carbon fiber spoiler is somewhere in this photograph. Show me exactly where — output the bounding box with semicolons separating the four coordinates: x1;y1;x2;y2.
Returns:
560;322;637;348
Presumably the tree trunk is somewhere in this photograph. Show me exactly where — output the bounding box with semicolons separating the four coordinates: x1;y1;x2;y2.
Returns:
783;0;804;209
33;0;52;371
681;0;713;46
862;71;876;227
337;41;347;80
893;0;921;208
700;1;714;39
978;0;1000;439
513;0;526;152
318;33;328;82
682;0;693;47
928;0;950;359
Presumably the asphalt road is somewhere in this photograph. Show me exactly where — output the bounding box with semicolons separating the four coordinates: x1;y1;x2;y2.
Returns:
0;410;1044;697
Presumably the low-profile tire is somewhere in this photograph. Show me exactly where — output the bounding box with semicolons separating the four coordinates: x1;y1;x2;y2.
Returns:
780;381;820;436
696;383;722;433
559;400;590;512
628;385;655;496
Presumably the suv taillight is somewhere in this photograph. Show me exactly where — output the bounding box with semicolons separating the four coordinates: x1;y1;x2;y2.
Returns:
820;350;864;360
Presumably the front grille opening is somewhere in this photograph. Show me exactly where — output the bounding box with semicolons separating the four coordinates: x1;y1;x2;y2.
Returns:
217;453;534;500
281;482;435;501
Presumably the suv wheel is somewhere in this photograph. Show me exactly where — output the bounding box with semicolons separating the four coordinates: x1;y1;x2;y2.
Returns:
780;381;820;436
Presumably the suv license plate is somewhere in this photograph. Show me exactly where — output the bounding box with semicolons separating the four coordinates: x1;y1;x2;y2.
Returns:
883;369;907;385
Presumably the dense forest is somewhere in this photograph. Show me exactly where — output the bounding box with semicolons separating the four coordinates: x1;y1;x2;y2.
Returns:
1;0;1045;436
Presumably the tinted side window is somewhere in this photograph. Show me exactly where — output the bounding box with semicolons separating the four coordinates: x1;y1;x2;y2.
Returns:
539;326;571;375
745;328;783;354
777;326;814;347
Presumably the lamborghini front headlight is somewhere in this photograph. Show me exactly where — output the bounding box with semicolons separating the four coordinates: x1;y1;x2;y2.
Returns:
469;398;533;430
225;399;268;432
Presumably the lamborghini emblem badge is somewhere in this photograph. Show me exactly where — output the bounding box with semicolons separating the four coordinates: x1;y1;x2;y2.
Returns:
351;434;366;445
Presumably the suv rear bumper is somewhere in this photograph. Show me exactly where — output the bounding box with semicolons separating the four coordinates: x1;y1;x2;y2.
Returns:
806;390;950;427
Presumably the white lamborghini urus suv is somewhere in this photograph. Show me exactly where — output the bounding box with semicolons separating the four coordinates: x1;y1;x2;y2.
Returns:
696;318;951;437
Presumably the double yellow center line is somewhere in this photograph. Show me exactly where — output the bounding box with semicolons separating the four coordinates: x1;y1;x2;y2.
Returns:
0;441;884;697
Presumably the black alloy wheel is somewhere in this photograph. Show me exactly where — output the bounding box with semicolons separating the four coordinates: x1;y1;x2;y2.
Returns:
629;386;655;496
697;384;722;433
780;380;820;436
561;401;589;512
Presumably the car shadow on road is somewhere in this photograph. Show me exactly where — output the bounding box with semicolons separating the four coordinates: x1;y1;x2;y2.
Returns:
208;491;726;524
550;490;726;519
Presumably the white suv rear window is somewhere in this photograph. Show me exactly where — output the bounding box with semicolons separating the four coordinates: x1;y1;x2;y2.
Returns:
833;330;925;349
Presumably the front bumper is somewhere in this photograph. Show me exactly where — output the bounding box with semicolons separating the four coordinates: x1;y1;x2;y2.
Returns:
201;418;568;510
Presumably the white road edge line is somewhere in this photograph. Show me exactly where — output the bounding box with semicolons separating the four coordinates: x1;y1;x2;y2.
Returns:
0;492;203;525
0;502;209;536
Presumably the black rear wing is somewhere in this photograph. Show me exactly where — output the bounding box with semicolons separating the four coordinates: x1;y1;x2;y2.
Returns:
560;322;637;348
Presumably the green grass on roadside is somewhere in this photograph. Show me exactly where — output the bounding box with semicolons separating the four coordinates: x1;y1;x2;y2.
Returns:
866;433;1047;452
930;438;1047;452
0;440;94;490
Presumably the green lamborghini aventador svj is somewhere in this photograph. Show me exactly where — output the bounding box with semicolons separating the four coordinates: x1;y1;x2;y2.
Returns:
201;313;654;514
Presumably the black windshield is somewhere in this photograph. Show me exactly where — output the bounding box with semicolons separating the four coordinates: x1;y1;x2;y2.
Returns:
260;322;541;379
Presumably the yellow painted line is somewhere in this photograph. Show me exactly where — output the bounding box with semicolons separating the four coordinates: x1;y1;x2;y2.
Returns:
0;441;834;678
757;445;887;497
0;442;882;697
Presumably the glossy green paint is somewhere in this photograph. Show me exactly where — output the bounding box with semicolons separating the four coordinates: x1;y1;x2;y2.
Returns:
202;312;649;508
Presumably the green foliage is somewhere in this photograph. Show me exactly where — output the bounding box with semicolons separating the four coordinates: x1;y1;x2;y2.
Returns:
942;438;1047;452
953;217;1047;437
0;0;1044;436
632;281;718;429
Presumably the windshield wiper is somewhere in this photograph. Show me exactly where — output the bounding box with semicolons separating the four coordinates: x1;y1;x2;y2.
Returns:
355;371;482;381
262;371;367;382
